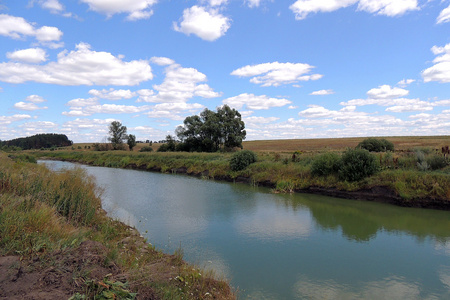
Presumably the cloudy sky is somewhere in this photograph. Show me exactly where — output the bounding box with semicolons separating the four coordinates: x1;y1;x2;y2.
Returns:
0;0;449;143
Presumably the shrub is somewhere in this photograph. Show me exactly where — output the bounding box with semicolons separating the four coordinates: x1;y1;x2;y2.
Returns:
357;138;394;152
339;148;379;182
230;150;257;171
139;146;153;152
426;155;448;171
311;152;341;177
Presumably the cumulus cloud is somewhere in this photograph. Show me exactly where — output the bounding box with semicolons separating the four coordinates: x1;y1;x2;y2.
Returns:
89;88;137;100
289;0;418;20
66;97;99;107
137;63;219;103
223;93;291;110
366;84;409;99
150;56;175;66
0;43;153;85
310;89;334;96
145;102;205;120
397;78;415;87
422;43;450;83
0;114;32;125
13;94;48;111
6;48;47;63
0;14;63;43
80;0;157;20
246;0;261;8
173;6;231;41
231;62;322;87
437;4;450;24
63;103;150;116
357;0;419;17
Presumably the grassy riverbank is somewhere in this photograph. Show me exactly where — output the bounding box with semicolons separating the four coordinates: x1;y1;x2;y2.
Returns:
0;153;235;299
34;136;450;209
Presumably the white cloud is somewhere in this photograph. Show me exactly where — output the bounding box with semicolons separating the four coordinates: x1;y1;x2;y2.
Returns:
0;114;32;125
244;116;279;124
150;56;175;66
437;4;450;24
66;97;99;107
19;121;58;134
357;0;419;17
290;0;358;20
310;89;334;96
203;0;229;6
64;103;150;116
173;6;231;41
246;0;261;8
6;48;47;63
13;94;48;111
88;88;136;100
289;0;418;20
397;78;415;87
231;62;322;87
223;93;292;110
137;63;219;103
0;43;153;85
422;43;450;83
366;84;409;99
145;102;205;120
80;0;157;20
0;14;63;42
14;101;48;111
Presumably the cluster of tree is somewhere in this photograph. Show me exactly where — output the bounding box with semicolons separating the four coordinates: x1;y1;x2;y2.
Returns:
158;105;246;153
357;138;394;152
106;121;137;151
0;133;72;150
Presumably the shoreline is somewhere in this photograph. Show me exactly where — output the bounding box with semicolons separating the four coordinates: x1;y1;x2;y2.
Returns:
42;157;450;211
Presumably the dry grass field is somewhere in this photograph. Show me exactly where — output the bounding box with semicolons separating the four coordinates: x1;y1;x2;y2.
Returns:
242;136;450;153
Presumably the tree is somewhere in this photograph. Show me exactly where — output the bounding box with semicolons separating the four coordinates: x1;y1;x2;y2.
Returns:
108;121;127;150
127;134;136;151
176;105;246;152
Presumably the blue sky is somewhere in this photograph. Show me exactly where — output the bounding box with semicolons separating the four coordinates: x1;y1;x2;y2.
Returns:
0;0;449;143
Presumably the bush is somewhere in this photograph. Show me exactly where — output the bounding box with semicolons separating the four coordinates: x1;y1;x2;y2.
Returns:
426;155;448;171
311;152;341;177
339;149;379;182
139;146;153;152
230;150;257;171
357;138;394;152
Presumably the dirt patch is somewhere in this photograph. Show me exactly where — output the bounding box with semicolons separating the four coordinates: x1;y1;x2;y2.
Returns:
0;240;156;300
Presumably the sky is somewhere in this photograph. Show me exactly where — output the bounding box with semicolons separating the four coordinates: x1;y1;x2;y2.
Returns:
0;0;449;143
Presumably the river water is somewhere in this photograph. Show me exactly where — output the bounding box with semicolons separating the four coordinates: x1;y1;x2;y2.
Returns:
40;160;450;299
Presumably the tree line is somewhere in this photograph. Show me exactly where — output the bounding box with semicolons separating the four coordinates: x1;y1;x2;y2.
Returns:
0;133;73;150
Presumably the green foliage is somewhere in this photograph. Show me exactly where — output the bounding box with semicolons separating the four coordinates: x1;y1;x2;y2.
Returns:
1;133;72;150
69;278;136;300
108;121;128;150
311;152;341;177
127;134;136;151
229;150;257;171
176;105;246;152
339;149;379;181
139;146;153;152
157;135;177;152
357;137;394;152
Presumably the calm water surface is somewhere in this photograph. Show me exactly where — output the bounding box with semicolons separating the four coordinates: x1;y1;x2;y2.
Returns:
40;160;450;299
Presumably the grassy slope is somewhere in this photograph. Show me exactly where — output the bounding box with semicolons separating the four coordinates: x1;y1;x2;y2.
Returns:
0;153;235;299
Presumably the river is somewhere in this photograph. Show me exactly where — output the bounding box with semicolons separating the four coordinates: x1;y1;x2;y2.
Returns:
39;160;450;299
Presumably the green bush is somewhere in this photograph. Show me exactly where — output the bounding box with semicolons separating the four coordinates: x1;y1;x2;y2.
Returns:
357;138;394;152
139;146;153;152
339;149;379;182
426;155;448;170
230;150;257;171
311;152;341;177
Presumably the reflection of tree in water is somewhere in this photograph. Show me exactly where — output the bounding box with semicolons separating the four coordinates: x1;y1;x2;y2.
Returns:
289;194;450;243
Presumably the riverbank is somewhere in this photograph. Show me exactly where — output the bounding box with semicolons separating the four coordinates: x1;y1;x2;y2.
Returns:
0;153;235;299
35;150;450;210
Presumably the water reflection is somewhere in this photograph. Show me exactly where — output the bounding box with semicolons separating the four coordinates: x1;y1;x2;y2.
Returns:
293;275;445;300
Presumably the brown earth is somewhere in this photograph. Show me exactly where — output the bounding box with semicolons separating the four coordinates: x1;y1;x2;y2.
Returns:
1;229;234;300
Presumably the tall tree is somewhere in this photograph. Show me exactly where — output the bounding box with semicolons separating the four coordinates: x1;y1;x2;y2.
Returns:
176;105;246;152
127;134;136;151
108;121;127;150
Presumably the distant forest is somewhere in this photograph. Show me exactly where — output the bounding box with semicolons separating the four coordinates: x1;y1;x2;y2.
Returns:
0;133;73;150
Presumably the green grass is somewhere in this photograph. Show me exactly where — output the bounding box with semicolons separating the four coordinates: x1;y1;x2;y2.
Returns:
0;152;235;299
